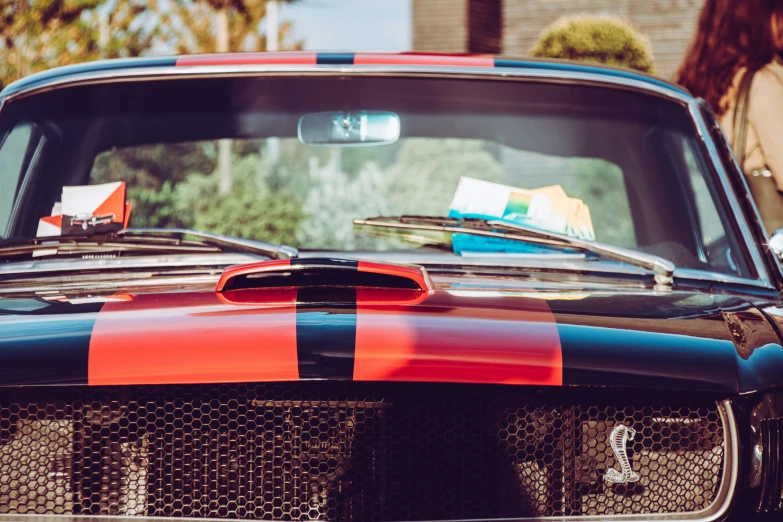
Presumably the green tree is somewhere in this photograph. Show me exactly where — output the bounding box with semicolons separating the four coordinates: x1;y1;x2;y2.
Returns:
1;0;302;89
164;0;300;54
530;14;655;73
92;142;217;188
557;159;637;248
385;139;504;215
0;0;161;89
173;153;303;243
296;154;392;249
127;181;195;229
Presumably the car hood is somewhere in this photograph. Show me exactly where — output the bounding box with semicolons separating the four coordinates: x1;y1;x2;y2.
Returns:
1;279;782;392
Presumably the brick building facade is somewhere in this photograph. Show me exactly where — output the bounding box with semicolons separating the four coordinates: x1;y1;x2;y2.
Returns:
412;0;705;78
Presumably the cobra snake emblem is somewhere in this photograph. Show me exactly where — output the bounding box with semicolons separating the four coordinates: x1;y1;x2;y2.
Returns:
604;424;640;484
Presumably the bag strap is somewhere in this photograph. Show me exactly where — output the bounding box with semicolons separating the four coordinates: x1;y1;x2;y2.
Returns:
732;67;758;168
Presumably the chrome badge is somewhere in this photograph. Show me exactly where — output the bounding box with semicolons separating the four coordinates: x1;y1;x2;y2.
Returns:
604;424;640;484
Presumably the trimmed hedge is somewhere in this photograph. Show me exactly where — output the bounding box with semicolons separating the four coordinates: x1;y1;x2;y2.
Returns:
530;14;655;74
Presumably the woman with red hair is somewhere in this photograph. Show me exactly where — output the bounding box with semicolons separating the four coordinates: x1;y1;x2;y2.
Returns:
677;0;783;233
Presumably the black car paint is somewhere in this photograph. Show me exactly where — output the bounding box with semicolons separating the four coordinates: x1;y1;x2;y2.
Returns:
1;57;782;520
1;280;782;392
0;277;781;520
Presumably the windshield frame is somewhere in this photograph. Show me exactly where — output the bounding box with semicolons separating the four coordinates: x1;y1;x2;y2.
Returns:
0;65;775;290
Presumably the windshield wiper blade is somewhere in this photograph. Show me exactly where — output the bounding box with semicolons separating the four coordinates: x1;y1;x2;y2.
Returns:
354;215;675;285
0;229;298;261
119;228;298;259
0;235;223;259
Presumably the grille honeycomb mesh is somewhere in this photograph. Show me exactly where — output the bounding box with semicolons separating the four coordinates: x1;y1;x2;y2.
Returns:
0;383;725;520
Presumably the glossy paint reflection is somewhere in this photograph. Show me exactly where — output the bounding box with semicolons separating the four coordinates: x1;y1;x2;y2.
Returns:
0;283;780;391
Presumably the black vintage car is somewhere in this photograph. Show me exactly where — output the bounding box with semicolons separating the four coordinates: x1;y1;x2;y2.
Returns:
0;52;781;522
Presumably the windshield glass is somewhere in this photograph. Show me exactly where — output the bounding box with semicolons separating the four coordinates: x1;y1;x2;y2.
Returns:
0;75;750;277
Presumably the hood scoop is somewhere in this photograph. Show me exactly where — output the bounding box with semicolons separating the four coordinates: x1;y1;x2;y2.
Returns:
216;257;433;297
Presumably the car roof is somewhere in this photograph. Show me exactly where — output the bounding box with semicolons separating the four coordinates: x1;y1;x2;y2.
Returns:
0;52;691;101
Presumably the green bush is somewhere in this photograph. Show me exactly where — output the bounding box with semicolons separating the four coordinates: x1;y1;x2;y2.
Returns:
127;181;195;229
530;14;654;73
176;154;304;244
385;139;504;215
126;153;304;244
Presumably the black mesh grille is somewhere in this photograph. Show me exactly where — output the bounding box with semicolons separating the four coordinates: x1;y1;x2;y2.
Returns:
0;383;726;520
758;417;783;512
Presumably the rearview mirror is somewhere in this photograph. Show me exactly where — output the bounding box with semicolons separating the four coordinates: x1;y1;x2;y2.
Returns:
298;111;400;147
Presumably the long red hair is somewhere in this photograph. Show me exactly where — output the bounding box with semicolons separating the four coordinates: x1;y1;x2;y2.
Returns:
676;0;783;116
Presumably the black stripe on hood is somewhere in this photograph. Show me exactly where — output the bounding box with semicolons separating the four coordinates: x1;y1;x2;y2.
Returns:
0;299;103;385
292;258;358;379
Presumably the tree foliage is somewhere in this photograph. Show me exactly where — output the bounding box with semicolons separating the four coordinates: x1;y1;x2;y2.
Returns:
530;14;655;73
385;139;504;215
98;138;508;249
0;0;161;88
162;0;299;54
0;0;301;89
126;151;304;243
296;155;391;249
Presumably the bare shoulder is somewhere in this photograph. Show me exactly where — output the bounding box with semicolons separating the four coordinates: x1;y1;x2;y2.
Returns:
754;57;783;88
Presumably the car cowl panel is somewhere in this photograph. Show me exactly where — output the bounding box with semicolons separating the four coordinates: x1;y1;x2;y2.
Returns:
0;285;781;393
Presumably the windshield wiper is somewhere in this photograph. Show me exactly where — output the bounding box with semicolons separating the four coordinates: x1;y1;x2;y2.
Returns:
0;235;221;259
354;215;675;286
0;229;297;261
119;228;298;259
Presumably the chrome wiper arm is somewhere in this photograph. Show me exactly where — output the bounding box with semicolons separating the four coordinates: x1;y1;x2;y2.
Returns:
0;236;221;258
119;228;298;260
354;215;675;285
355;216;579;249
484;220;675;284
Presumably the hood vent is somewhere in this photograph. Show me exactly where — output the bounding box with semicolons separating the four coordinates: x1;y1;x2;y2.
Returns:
216;258;433;294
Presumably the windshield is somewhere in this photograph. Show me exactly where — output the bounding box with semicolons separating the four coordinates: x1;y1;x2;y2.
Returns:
0;75;750;277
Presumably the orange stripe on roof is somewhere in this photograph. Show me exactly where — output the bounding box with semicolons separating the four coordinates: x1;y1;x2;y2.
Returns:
176;52;317;66
88;291;299;385
353;53;494;67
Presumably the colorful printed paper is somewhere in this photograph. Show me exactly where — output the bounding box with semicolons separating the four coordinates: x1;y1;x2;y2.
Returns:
449;177;595;241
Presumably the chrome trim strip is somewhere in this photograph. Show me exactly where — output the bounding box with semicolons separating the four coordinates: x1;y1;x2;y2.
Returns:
0;274;221;294
0;251;774;291
675;267;776;290
0;253;259;277
687;100;774;287
309;251;776;291
0;400;738;522
0;64;694;104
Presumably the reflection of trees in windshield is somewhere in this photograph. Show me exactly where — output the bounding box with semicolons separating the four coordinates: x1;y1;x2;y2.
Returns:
95;146;302;244
91;138;507;249
91;138;633;250
501;149;636;248
559;160;636;248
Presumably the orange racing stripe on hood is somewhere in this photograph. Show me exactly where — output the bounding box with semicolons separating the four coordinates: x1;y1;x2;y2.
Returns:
88;290;299;385
353;291;562;385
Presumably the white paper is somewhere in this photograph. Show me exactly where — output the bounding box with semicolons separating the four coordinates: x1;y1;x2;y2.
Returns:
61;182;123;216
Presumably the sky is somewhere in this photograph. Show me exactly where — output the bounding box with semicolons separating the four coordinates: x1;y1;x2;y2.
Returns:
279;0;412;52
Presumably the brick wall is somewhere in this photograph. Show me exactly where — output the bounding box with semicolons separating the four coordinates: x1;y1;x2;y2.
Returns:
413;0;705;79
412;0;469;53
469;0;503;54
